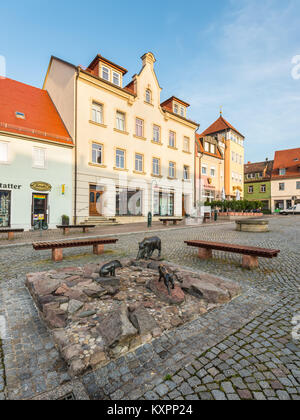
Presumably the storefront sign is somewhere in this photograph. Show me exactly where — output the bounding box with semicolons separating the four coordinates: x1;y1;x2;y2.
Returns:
0;183;22;190
30;182;52;192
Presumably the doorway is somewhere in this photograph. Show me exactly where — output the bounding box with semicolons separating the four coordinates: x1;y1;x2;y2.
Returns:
0;190;11;227
32;193;48;226
89;185;103;216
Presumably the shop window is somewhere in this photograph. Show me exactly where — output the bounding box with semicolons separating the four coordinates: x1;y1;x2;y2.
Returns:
116;188;142;216
154;190;174;216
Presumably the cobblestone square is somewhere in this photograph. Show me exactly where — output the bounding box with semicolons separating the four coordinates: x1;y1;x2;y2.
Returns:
0;216;299;400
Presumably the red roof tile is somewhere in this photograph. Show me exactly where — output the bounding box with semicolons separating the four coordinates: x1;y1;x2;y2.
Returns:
272;148;300;179
200;116;244;138
0;78;72;145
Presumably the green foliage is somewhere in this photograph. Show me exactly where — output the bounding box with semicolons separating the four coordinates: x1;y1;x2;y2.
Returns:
204;200;263;212
62;215;70;226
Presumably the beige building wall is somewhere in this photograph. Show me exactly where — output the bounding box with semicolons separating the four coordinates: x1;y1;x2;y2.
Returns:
224;130;244;199
271;177;300;211
195;150;224;204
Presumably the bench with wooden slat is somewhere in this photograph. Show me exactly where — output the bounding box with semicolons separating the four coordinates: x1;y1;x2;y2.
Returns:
0;229;24;240
33;237;118;262
184;240;280;269
56;225;96;235
159;218;183;226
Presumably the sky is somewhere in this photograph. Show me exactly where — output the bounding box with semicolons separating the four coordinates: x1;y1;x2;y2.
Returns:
0;0;299;162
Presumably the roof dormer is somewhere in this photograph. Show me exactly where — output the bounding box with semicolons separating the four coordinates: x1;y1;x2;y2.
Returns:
160;96;190;118
87;54;128;88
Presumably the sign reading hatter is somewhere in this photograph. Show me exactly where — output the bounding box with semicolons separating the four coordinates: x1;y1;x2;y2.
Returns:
0;77;74;230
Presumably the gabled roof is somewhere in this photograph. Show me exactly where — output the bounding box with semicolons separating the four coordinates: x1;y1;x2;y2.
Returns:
200;116;244;138
87;54;128;75
0;78;72;145
244;160;273;181
160;96;190;110
272;148;300;179
195;134;223;159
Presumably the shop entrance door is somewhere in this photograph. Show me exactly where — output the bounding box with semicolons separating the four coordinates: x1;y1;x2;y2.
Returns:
0;190;11;227
32;194;48;226
89;185;103;216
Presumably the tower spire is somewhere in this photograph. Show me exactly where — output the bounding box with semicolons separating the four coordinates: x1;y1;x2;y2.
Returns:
220;106;223;117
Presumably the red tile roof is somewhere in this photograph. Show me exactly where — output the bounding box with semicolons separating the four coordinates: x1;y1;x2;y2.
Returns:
200;116;244;138
272;148;300;179
195;134;223;159
0;78;72;145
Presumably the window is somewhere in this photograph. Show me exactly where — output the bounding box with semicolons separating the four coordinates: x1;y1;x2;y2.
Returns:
180;107;185;117
204;142;210;152
286;200;292;209
279;183;285;191
152;158;160;175
169;162;175;178
248;186;254;194
112;72;120;86
116;111;125;131
169;131;175;148
153;125;160;143
183;137;190;152
232;151;235;161
116;187;142;216
279;168;286;176
15;111;25;119
145;89;151;103
173;103;179;114
116;149;125;169
135;118;144;137
183;165;189;180
211;168;216;177
33;147;45;168
135;154;143;172
296;181;300;190
102;66;110;81
210;144;216;154
92;102;103;124
0;191;11;227
202;166;207;175
0;142;8;162
261;184;266;193
92;143;103;165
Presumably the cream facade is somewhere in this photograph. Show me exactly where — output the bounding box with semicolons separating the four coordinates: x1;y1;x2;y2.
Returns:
271;177;300;212
43;53;198;223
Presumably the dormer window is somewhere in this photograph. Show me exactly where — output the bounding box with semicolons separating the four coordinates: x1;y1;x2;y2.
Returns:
180;106;185;117
279;168;286;176
112;71;120;86
173;103;179;114
102;66;110;81
15;111;25;119
146;89;151;103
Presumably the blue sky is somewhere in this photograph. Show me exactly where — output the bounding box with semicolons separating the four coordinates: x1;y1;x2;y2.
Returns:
1;0;299;162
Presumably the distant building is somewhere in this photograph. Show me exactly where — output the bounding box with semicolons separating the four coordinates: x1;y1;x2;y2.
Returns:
271;148;300;212
244;160;273;211
195;134;224;204
197;114;244;200
0;78;73;230
43;52;199;224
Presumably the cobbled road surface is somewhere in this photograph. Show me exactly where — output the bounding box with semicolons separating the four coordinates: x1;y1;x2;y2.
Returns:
0;217;299;400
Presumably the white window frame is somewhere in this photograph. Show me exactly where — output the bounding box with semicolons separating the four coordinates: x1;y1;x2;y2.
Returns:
91;102;103;124
169;131;175;148
173;103;179;114
33;147;46;169
202;166;207;175
102;65;110;81
279;182;285;191
135;118;144;137
135;153;143;172
184;137;190;152
112;71;120;86
204;142;210;153
92;143;103;165
279;168;286;176
180;106;185;117
153;125;160;143
261;184;266;193
248;186;254;194
116;149;125;169
116;111;126;131
0;141;8;163
210;167;216;177
183;165;189;180
169;162;175;178
152;158;160;175
145;89;151;103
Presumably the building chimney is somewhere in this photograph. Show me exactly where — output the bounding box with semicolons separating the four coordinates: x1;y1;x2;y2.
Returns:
247;161;251;164
141;52;156;69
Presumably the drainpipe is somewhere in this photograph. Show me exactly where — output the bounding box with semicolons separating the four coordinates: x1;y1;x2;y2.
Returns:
74;68;79;224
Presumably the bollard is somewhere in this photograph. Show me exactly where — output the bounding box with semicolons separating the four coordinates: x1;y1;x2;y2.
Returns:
147;211;152;228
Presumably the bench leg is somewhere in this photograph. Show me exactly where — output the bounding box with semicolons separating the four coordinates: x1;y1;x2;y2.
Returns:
242;255;258;269
8;232;14;240
63;228;70;235
52;248;63;262
173;221;177;225
198;248;212;259
83;227;88;233
163;221;168;226
93;244;104;255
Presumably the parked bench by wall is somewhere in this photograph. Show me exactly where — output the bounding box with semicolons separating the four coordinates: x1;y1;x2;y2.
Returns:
56;225;96;235
0;229;24;240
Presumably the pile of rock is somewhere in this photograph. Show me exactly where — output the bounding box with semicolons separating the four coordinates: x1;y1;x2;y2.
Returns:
26;258;240;376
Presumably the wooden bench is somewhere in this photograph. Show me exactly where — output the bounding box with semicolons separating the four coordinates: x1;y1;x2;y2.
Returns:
0;229;24;240
56;225;96;235
159;218;183;226
33;237;118;262
184;240;280;269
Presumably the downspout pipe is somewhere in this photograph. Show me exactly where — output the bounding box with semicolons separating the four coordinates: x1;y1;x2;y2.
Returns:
74;68;79;224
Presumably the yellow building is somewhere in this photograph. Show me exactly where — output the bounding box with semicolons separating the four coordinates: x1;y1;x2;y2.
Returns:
199;115;245;200
195;134;224;204
43;52;199;223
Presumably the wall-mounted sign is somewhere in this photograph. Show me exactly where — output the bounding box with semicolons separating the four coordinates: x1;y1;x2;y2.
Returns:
30;182;52;192
0;183;22;190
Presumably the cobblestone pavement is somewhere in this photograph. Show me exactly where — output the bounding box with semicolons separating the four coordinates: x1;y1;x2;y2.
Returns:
0;216;299;400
